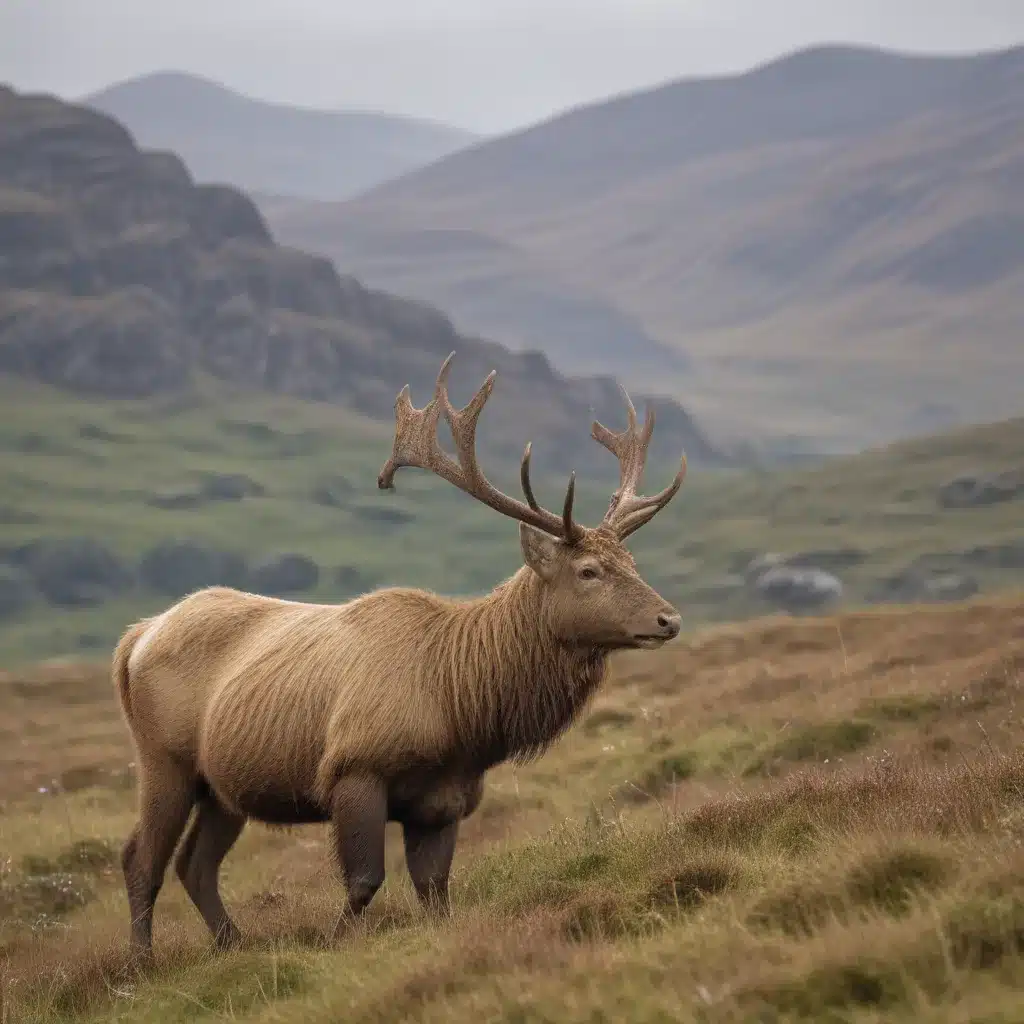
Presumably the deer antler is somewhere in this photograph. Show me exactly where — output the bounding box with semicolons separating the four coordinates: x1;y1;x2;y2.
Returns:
591;386;687;540
378;352;583;542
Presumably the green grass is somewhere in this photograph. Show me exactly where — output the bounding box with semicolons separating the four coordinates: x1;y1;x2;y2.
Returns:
744;719;879;777
0;376;1022;663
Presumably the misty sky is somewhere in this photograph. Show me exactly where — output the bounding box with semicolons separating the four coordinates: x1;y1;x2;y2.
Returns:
3;0;1023;132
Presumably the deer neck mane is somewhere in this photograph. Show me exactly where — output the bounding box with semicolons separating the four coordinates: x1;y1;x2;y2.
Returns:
442;566;607;769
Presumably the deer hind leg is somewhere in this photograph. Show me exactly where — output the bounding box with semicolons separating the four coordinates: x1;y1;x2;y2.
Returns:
121;753;195;960
329;774;388;941
403;820;458;918
174;787;246;950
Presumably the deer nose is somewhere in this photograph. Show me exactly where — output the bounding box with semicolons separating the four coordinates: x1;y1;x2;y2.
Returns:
657;611;681;638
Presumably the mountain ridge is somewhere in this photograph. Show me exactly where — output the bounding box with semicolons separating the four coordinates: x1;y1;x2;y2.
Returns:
264;42;1024;451
88;70;475;133
83;70;480;203
348;42;1020;206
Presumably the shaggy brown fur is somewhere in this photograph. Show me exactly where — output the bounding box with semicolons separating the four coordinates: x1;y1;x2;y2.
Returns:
114;354;686;959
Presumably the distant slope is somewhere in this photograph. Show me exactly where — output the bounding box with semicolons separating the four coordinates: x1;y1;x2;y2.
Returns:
84;71;478;202
265;43;1024;451
0;371;1021;667
0;84;719;479
259;203;688;377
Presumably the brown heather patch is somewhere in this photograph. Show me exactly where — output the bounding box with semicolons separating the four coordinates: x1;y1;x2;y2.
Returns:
1;594;1023;1021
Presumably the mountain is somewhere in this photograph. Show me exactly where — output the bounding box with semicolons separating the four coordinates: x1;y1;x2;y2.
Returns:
84;71;478;202
263;43;1024;452
258;196;689;380
0;84;720;476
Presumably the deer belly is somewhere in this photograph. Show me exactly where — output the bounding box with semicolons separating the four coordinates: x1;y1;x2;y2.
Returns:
231;788;329;825
388;771;484;828
199;677;327;823
199;764;328;824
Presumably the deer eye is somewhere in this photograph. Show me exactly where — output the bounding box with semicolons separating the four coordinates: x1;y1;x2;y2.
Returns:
577;565;600;581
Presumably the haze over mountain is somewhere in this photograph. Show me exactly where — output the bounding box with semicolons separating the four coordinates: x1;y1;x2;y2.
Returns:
264;43;1024;452
8;0;1024;133
85;71;479;202
0;84;719;478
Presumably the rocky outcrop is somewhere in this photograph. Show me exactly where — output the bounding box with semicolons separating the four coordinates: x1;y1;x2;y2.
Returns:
0;534;333;610
137;541;248;598
1;538;133;608
867;568;979;605
145;472;265;509
961;540;1024;570
737;548;865;579
753;565;844;613
310;475;354;509
938;470;1024;509
334;565;375;599
0;567;33;620
740;552;844;613
0;85;723;475
249;554;320;596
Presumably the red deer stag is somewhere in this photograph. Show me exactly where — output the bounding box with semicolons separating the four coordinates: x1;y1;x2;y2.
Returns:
113;351;687;960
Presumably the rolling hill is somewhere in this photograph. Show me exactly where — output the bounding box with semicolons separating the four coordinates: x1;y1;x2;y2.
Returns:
264;43;1024;452
84;71;478;202
0;362;1020;666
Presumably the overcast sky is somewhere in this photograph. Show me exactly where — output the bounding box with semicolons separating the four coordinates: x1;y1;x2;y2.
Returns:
3;0;1023;133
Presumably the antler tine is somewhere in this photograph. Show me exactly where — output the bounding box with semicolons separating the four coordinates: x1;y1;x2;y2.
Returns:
590;385;686;540
378;352;583;542
377;353;462;492
613;454;687;540
562;472;577;540
521;441;581;544
434;358;498;490
520;442;540;511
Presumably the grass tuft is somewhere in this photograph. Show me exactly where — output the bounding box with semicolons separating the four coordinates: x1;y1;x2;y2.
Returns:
862;693;943;722
749;843;954;938
946;896;1024;971
0;873;94;928
648;857;739;910
757;960;909;1018
22;838;119;877
745;718;877;776
845;846;953;915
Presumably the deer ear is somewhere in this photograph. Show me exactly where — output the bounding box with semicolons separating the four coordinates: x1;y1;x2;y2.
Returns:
519;523;561;580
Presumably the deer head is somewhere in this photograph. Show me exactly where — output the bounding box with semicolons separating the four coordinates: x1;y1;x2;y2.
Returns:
378;353;687;650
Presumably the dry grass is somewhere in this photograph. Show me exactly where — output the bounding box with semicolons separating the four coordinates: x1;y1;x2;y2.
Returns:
1;592;1022;1021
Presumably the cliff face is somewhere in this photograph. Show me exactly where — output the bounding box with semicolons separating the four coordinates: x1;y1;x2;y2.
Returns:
0;85;720;471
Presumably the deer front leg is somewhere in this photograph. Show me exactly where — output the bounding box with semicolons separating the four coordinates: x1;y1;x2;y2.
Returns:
329;774;387;941
403;820;458;918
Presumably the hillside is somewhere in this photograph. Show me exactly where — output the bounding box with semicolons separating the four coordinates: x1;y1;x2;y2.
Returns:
0;365;1021;666
85;71;477;202
253;205;689;379
0;83;717;483
1;595;1022;1020
265;43;1024;451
